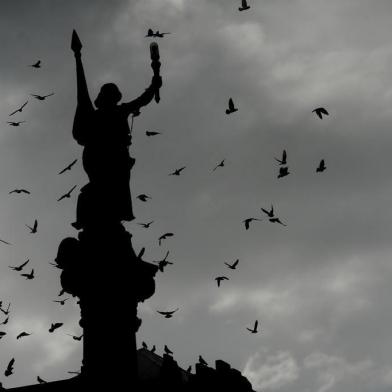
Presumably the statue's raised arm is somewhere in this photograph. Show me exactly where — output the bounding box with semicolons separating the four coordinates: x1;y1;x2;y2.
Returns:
71;30;94;145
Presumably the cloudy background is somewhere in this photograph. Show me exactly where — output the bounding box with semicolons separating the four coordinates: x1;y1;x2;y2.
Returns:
1;0;392;390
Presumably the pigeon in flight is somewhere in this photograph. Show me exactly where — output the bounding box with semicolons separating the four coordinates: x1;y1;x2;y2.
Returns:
157;251;174;272
58;159;77;175
137;194;151;202
150;345;156;353
57;185;77;201
224;259;239;270
0;332;7;339
198;355;208;366
49;323;63;333
312;107;329;119
4;358;15;377
9;101;28;116
169;167;186;176
21;269;34;280
29;60;41;68
247;320;259;334
243;218;261;230
37;376;47;384
66;334;83;341
9;189;30;195
316;159;326;173
274;150;287;165
142;341;148;349
215;276;229;287
212;159;225;172
158;232;174;246
164;345;173;355
31;93;54;101
277;167;290;178
157;308;179;319
53;298;69;306
16;332;31;340
239;0;251;11
146;131;161;136
1;317;9;325
269;217;287;226
138;221;154;228
7;121;25;126
261;205;274;218
225;98;238;114
26;219;38;234
9;259;29;272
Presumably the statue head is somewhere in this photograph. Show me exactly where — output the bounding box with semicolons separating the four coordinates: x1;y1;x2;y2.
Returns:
94;83;122;109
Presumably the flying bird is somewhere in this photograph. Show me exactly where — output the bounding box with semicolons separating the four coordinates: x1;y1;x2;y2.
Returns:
1;317;9;325
0;303;11;316
215;276;229;287
277;167;290;178
9;189;30;195
37;376;47;384
57;185;77;201
31;93;54;100
157;251;174;272
49;323;63;333
158;232;174;246
225;98;238;114
212;159;225;172
242;218;261;230
238;0;251;11
316;159;326;173
312;107;329;119
9;101;28;116
136;194;151;202
274;150;287;165
0;332;6;339
66;334;83;341
199;355;208;366
16;332;31;340
9;259;29;272
21;269;34;280
269;217;287;226
261;205;274;218
26;219;38;234
4;358;14;377
29;60;41;68
169;167;186;176
164;345;173;355
157;308;179;319
7;121;25;126
247;320;259;334
53;298;69;306
146;131;161;136
138;221;154;228
224;259;239;270
58;159;77;175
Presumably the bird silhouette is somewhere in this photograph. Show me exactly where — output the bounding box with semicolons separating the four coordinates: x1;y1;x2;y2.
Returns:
169;167;186;176
9;189;30;195
21;269;34;280
4;358;14;377
29;60;41;68
138;221;154;228
7;121;25;126
199;355;208;366
150;345;156;353
164;345;173;355
1;317;9;325
247;320;259;334
215;276;229;287
212;159;225;172
58;159;77;175
269;217;287;226
0;303;11;316
16;332;31;340
145;28;154;37
224;259;239;270
9;259;29;272
31;93;54;100
137;194;151;202
243;218;261;230
26;219;38;234
146;131;161;136
157;308;179;318
53;298;69;306
157;251;174;272
9;101;28;116
142;341;148;349
316;159;326;173
239;0;251;11
57;185;77;201
261;205;274;218
274;150;287;165
49;323;63;333
312;107;329;119
225;98;238;114
0;332;6;340
66;334;83;341
158;232;174;246
37;376;47;384
277;167;290;178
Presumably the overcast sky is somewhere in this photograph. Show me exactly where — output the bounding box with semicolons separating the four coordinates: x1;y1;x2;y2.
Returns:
2;0;392;390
